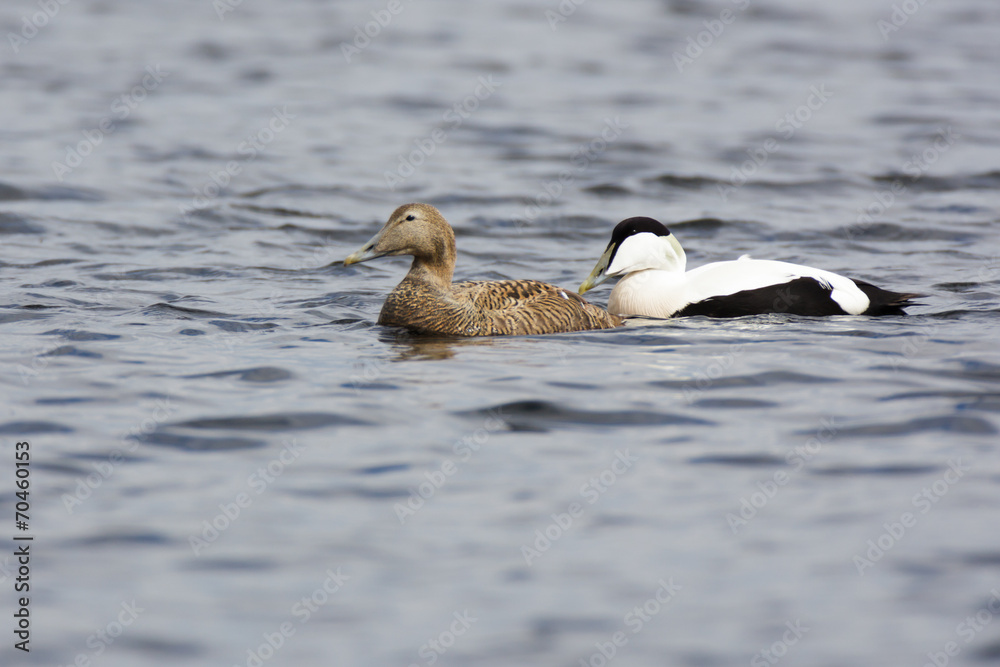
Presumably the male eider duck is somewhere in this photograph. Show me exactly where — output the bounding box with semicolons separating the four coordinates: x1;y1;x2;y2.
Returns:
344;203;622;335
578;217;920;318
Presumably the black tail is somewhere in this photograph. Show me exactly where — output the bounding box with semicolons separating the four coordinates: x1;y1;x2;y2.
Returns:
854;280;923;316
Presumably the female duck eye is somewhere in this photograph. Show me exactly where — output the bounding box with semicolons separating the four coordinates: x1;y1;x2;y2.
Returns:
405;214;415;221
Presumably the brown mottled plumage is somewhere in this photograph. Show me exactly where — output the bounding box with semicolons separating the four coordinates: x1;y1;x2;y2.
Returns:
344;203;622;336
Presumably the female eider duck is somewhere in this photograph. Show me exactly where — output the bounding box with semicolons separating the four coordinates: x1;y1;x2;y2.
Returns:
578;217;920;318
344;203;622;335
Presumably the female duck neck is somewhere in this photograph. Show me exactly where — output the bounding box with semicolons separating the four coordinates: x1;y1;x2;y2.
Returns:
406;256;455;288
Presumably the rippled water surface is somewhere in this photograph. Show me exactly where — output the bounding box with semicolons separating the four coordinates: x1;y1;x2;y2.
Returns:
2;0;1000;665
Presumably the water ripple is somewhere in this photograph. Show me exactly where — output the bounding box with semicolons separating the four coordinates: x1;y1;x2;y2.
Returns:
461;400;712;432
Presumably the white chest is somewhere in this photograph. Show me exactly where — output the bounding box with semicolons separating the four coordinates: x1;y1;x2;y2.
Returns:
607;270;689;317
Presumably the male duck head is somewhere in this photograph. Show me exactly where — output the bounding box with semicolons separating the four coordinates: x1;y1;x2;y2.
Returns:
344;203;457;280
579;217;687;294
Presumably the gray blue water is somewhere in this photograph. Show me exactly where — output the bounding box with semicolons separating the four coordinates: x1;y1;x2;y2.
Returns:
2;0;1000;665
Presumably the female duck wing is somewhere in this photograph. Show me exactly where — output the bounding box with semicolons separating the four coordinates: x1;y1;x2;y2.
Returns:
458;279;622;335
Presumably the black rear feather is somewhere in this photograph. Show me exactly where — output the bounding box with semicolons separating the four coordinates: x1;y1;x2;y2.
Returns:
674;277;922;318
676;277;847;318
853;280;923;316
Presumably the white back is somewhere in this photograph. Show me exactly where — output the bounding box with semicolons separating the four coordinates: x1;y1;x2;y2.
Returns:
685;258;870;314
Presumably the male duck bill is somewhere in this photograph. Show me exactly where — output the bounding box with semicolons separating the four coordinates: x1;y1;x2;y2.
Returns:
579;217;921;318
344;203;622;336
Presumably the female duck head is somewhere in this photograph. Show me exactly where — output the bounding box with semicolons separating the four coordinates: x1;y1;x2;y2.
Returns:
579;217;687;294
344;203;457;279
